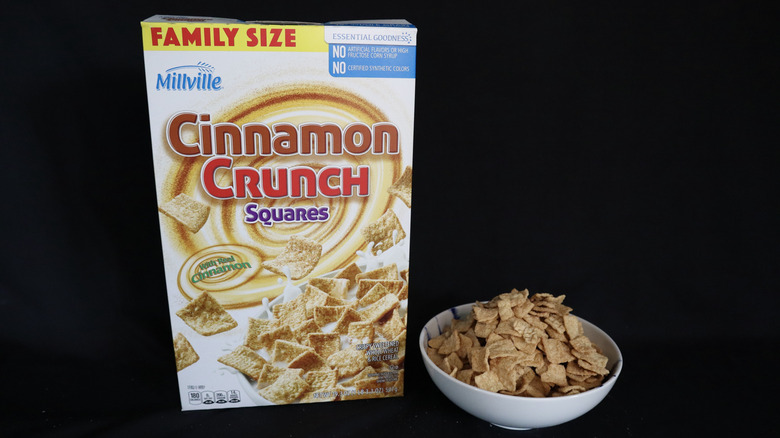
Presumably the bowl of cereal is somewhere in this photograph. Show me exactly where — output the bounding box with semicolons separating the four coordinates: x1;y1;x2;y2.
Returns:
419;289;623;430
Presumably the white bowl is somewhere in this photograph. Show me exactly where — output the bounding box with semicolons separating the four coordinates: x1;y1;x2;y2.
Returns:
419;303;623;430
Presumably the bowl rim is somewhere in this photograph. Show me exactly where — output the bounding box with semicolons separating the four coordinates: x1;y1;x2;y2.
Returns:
419;302;624;402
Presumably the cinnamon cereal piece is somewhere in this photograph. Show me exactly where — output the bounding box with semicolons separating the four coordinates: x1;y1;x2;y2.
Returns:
158;193;209;233
359;293;399;323
387;165;412;207
262;235;322;280
356;263;398;281
258;368;309;404
173;333;199;371
361;210;406;251
175;292;237;336
334;262;362;289
307;333;342;359
308;277;350;300
218;345;267;380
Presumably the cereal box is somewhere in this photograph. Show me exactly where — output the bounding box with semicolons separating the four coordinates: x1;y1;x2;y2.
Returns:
141;15;416;410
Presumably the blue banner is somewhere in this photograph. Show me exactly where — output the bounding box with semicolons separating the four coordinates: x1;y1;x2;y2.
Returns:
329;44;416;78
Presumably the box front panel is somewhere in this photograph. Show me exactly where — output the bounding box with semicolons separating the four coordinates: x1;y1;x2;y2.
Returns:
142;16;416;410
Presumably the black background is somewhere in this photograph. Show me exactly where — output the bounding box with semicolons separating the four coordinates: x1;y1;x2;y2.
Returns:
1;1;777;436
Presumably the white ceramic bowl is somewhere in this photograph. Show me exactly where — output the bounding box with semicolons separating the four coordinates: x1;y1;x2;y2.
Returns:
419;303;623;430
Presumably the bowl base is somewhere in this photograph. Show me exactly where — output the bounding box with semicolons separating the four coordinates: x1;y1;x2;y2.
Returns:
492;423;532;431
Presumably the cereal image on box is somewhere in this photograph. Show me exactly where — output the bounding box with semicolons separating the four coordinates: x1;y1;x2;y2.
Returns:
173;333;200;371
141;15;416;410
159;193;210;233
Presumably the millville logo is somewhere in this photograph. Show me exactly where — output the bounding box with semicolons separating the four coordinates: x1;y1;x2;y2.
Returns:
156;62;223;91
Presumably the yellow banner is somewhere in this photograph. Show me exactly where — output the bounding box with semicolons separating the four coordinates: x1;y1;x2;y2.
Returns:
141;22;328;52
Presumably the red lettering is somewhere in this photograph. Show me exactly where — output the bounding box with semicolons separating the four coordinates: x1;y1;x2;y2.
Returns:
246;28;258;47
224;28;238;46
261;168;289;198
198;161;371;200
270;28;283;47
151;27;163;46
181;28;201;46
234;167;263;198
164;28;181;46
251;27;295;47
214;28;225;46
290;167;318;198
285;28;296;47
151;26;293;48
342;166;370;196
318;167;342;197
201;157;234;199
